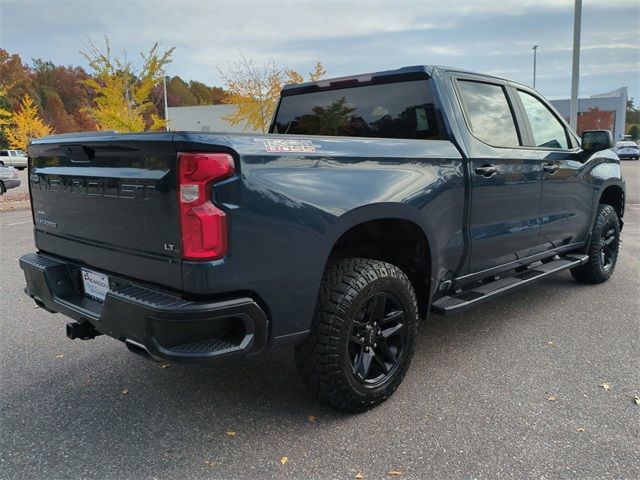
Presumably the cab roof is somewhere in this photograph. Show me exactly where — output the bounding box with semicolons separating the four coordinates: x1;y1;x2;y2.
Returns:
280;65;513;96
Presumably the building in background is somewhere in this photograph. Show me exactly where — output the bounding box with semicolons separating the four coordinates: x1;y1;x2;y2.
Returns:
550;87;627;141
167;105;257;133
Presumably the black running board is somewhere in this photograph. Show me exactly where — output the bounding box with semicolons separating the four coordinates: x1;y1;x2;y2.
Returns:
431;255;589;315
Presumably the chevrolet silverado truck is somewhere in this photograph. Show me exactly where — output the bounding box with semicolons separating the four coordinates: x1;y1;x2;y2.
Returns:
20;66;625;412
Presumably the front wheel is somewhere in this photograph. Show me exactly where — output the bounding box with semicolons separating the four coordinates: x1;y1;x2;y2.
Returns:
295;258;419;412
571;204;620;284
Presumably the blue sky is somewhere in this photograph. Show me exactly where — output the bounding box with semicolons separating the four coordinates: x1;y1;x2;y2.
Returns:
1;0;639;102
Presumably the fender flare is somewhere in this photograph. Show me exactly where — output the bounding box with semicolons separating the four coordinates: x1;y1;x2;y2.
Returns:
318;202;438;283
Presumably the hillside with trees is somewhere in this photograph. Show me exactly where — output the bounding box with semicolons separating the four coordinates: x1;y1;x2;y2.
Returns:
0;46;230;148
0;41;324;148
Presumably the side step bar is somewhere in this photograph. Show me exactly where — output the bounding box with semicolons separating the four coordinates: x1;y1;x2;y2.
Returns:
431;255;589;315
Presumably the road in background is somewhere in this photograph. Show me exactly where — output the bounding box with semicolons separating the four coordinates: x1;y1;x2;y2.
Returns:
1;162;638;479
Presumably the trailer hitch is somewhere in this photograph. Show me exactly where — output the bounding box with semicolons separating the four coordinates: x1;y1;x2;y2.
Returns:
66;321;101;340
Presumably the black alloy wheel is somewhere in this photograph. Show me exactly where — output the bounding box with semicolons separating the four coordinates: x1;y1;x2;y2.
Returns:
599;221;619;272
349;291;408;387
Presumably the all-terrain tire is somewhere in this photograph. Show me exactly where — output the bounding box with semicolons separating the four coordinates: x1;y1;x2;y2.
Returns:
295;258;419;413
571;204;620;284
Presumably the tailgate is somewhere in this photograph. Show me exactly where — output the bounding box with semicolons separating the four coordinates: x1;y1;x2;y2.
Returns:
28;132;183;290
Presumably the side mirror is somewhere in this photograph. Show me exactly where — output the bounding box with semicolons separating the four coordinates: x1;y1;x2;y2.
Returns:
581;130;613;152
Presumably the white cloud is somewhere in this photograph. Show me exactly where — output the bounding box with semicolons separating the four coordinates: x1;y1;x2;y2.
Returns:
0;0;638;101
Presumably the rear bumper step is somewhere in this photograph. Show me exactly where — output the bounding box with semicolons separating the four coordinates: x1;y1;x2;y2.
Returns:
431;255;589;315
20;252;268;363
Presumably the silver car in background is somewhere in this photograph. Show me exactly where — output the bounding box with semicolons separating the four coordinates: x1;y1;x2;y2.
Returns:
0;164;21;194
614;141;640;160
0;149;28;170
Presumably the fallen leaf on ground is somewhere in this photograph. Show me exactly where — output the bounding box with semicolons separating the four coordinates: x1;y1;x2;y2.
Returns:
280;456;288;465
547;395;557;402
121;388;129;396
634;395;639;405
576;427;585;432
160;363;171;369
387;470;404;477
355;473;364;480
600;383;612;391
226;431;236;437
55;354;64;359
307;415;317;423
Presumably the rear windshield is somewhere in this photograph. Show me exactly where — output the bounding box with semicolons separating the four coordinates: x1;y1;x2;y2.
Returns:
272;80;442;140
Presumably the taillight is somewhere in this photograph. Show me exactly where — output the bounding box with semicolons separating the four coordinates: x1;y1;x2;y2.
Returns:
177;152;235;260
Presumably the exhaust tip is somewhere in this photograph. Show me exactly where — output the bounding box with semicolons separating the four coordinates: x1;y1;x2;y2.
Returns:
125;339;162;362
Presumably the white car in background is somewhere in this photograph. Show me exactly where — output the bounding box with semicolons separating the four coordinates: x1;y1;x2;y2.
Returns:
0;149;28;169
614;141;639;160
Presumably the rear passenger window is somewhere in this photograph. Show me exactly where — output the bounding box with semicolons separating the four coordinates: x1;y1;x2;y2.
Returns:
457;80;520;147
273;80;442;140
517;90;569;149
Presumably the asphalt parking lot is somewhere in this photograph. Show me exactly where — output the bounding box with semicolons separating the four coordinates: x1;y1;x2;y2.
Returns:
1;163;638;480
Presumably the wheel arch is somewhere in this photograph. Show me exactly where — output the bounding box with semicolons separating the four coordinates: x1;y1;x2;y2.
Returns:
599;184;625;222
320;203;436;317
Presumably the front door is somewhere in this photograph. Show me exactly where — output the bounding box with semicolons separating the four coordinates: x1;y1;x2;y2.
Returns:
454;78;543;273
514;88;590;249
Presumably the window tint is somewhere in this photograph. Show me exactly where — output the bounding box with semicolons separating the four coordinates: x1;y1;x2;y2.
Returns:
0;151;7;156
273;80;441;140
518;90;569;149
457;80;520;147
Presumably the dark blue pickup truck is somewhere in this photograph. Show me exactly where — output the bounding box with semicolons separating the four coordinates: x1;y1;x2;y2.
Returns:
20;65;625;412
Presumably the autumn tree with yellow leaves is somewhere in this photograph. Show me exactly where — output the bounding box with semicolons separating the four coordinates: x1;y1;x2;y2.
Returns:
0;84;12;134
220;56;325;133
80;38;174;132
4;94;52;150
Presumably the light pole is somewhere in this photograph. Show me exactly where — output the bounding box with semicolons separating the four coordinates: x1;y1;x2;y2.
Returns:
163;75;170;131
532;44;538;88
570;0;582;130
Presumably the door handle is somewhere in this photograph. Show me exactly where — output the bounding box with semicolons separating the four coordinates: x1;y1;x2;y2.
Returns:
543;163;559;174
475;165;497;177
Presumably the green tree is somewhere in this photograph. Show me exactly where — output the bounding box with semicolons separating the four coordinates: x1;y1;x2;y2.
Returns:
167;76;197;106
188;80;228;105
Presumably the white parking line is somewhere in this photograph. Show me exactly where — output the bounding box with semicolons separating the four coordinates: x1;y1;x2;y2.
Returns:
7;220;32;226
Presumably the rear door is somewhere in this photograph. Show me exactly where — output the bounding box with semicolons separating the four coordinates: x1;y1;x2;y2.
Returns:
28;132;183;289
451;75;543;273
512;87;589;249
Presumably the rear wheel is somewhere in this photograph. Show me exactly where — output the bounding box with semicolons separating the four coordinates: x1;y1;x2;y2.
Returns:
571;204;620;284
295;258;419;412
0;181;6;195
